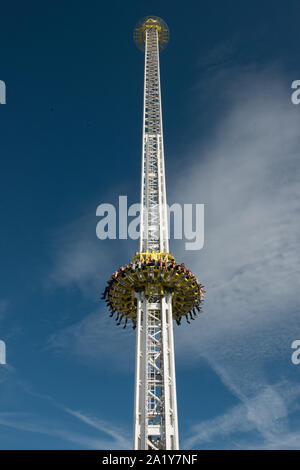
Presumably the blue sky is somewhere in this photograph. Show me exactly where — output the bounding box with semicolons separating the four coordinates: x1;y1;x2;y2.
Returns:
0;0;300;449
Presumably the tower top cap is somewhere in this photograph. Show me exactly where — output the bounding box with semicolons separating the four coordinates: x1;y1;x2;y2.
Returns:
133;16;169;51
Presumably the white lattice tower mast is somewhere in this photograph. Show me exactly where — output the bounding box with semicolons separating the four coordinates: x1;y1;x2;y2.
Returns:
133;16;179;451
103;15;204;450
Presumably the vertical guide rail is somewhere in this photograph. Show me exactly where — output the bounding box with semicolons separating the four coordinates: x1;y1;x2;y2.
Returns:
139;27;168;253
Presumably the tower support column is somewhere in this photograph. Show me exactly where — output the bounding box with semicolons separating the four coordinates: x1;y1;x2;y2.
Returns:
133;292;179;450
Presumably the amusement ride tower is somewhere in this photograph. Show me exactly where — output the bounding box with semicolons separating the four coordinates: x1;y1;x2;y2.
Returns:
102;16;204;450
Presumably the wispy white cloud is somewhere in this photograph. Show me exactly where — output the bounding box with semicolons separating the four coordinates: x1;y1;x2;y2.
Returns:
196;37;239;72
0;364;131;450
46;307;135;369
171;64;300;447
0;411;127;449
48;216;110;293
183;381;300;449
48;212;133;295
173;64;300;365
62;407;131;449
0;380;131;450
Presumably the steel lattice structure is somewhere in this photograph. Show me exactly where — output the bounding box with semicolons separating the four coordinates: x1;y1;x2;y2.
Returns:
138;18;169;254
133;16;178;450
102;16;204;451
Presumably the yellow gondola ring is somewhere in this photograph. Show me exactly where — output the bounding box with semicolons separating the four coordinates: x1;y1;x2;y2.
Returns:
104;252;204;327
